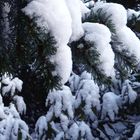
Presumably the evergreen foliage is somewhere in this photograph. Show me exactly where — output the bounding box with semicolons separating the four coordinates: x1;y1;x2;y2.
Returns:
71;38;111;85
1;0;140;140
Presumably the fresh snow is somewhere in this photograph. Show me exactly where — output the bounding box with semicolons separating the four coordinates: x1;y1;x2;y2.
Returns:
83;22;115;77
74;71;101;120
101;92;121;121
22;0;72;45
22;0;90;84
46;86;74;118
0;96;29;140
1;74;23;96
121;80;137;104
67;121;94;140
92;2;140;63
13;95;26;115
92;2;127;30
65;0;84;42
127;9;140;20
50;46;72;85
116;26;140;62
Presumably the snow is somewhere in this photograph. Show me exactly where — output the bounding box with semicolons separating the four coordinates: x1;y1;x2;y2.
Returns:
60;114;69;131
79;0;90;17
23;0;88;43
7;1;140;139
80;71;92;80
1;74;23;96
116;26;140;62
67;121;94;140
0;101;29;140
9;103;20;118
51;46;72;85
83;22;115;77
92;2;127;30
65;0;84;42
68;123;79;140
12;78;23;92
75;79;100;109
35;116;48;139
84;0;95;8
121;80;137;104
23;0;75;84
10;119;29;140
79;121;94;140
45;108;53;122
75;72;100;120
127;9;140;20
54;132;64;140
101;92;121;121
46;86;74;118
103;124;116;137
91;3;140;63
0;96;6;120
68;73;80;92
22;0;72;46
13;96;26;115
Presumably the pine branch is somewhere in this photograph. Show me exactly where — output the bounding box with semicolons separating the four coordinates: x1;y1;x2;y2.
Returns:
71;38;112;85
84;8;116;33
111;36;138;80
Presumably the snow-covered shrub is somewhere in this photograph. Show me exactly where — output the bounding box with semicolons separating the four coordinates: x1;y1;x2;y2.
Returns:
1;73;23;96
121;80;137;104
0;73;26;114
46;86;74;118
35;86;74;139
68;73;80;92
74;71;101;121
13;95;26;115
0;74;29;139
101;92;121;121
66;121;95;140
0;94;30;140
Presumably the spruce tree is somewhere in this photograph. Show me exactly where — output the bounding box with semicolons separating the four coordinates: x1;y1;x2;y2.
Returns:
0;0;140;140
